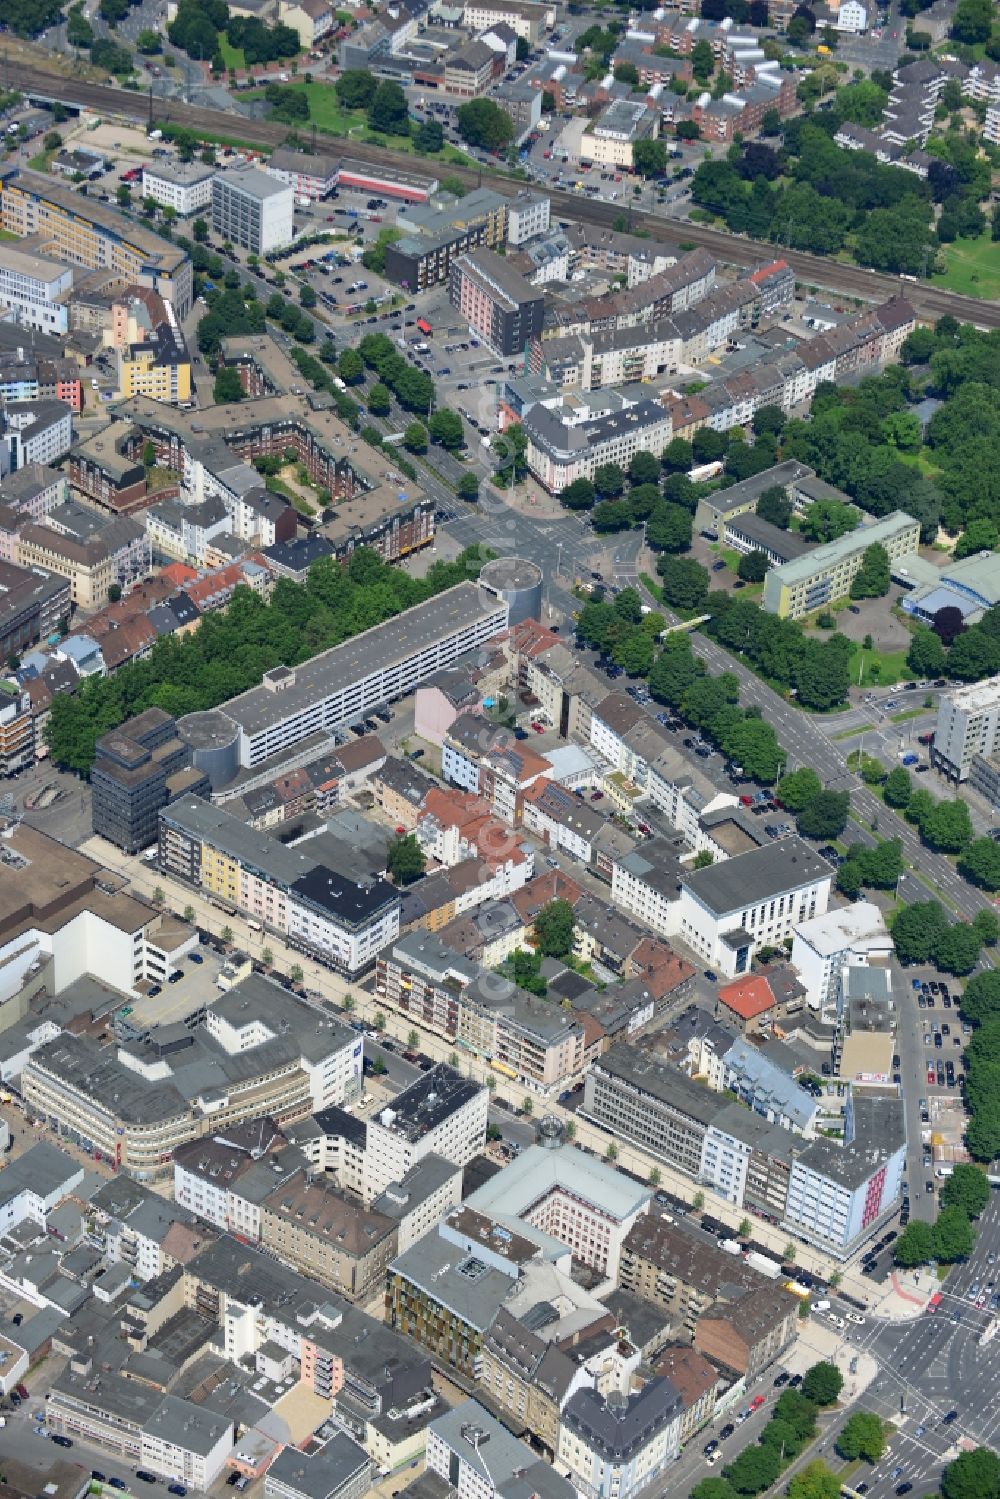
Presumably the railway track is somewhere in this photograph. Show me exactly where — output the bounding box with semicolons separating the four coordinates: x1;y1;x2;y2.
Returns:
15;65;1000;330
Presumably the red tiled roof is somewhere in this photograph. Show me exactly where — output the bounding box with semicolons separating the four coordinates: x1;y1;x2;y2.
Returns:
717;976;774;1021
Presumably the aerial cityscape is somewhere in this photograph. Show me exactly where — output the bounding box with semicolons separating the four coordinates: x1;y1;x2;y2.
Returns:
0;0;997;1497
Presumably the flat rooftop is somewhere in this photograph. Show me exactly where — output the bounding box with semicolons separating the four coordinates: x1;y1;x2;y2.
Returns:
372;1063;482;1144
202;582;505;738
683;836;831;916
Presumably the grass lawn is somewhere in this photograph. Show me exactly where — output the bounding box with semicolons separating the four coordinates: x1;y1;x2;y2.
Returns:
0;227;18;241
27;150;56;173
848;641;911;688
890;706;929;724
934;230;1000;302
245;83;473;163
217;36;246;72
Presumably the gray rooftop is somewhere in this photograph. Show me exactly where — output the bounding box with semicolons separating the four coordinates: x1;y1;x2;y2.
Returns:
193;582;505;739
683;837;831;916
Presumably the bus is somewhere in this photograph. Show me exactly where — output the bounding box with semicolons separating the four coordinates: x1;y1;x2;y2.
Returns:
416;318;433;336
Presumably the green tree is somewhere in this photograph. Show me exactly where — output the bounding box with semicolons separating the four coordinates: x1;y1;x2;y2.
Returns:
336;69;378;109
429;410;465;451
533;899;576;958
883;766;913;809
951;0;994;43
213;365;244;404
797;790;849;840
891;900;950;964
777;768;823;814
850;542;891;600
940;1163;990;1219
690;1480;738;1499
959;837;1000;891
756;485;792;533
634;139;668;177
975;908;1000;947
387;832;426;886
403;421;427;454
961;970;1000;1026
407;1029;420;1050
646;502;693;553
933;1204;975;1262
456;97;514;151
894;1218;935;1266
413;118;444;153
339;348;364;384
593;462;625;497
693;849;715;869
800;498;859;543
561;478;596;511
369;80;409;135
801;1361;843;1406
368;383;392;416
737;550;769;583
941;1447;1000;1499
658;556;709;611
723;1444;782;1495
836;1412;886;1464
933;922;983;977
787;1463;840;1499
907;626;947;678
922;798;973;853
458;473;480;502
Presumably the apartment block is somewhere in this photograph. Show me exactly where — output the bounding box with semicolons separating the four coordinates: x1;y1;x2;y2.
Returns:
141;161;216;217
931;675;1000;781
449;248;545;357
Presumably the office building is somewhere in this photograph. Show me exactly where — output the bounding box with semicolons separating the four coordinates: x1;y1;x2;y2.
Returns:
211;168;294;256
463;1133;650;1281
175;582;509;771
507;193;550;246
449;249;545;357
790;902;892;1014
365;1063;488;1197
462;0;549;41
265;1438;372;1499
0;244;73;334
762;510;920;619
91;707;207;854
674;837;833;978
141;161;216;217
383;187;507;290
0;168;192;316
260;1169;398;1301
22;974;362;1181
4;398;73;468
931;675;1000;781
580;99;660;170
15;501;151;609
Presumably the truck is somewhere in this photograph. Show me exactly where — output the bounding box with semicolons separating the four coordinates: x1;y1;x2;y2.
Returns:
745;1251;783;1280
